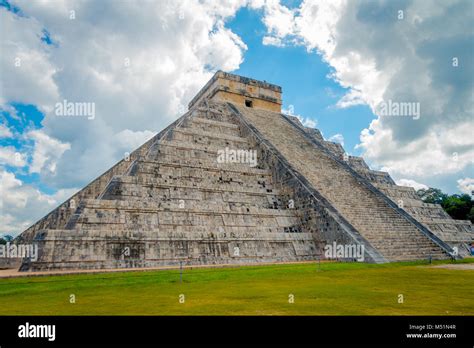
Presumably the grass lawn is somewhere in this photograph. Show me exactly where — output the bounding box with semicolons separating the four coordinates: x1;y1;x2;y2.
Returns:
0;259;473;315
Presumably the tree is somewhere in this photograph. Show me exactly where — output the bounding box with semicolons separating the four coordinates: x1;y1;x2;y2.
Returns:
467;206;474;223
3;235;14;242
416;188;447;204
441;194;472;221
0;235;14;245
416;188;473;223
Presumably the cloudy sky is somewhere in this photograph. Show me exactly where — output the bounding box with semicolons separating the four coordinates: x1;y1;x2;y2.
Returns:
1;0;473;236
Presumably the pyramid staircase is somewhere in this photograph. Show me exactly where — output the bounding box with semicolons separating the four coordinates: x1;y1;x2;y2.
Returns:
17;71;469;271
22;102;320;270
230;104;453;262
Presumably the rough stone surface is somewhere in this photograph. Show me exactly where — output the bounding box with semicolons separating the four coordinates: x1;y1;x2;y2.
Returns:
15;71;473;271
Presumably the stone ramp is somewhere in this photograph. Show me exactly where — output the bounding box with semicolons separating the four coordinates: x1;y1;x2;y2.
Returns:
22;102;319;271
231;104;451;262
373;183;473;256
301;128;472;256
16;70;466;271
17;111;191;243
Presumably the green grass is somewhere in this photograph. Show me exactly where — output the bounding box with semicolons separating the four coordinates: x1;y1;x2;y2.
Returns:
0;259;473;315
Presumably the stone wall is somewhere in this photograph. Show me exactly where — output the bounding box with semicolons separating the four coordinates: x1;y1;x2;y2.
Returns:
232;103;453;262
188;71;282;112
16;72;472;271
22;101;322;271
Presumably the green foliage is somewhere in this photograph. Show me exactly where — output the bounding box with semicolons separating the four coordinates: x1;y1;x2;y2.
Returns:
416;188;447;204
0;235;14;244
467;207;474;223
417;188;473;222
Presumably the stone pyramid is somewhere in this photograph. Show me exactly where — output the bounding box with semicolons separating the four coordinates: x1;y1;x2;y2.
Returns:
17;71;472;271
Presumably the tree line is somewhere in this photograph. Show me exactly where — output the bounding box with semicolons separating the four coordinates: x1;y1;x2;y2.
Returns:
0;187;472;244
416;188;473;222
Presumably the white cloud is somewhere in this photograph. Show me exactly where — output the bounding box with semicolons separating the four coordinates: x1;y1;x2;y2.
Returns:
328;133;344;146
262;35;285;47
3;0;249;189
457;178;474;196
0;8;60;110
283;104;317;128
296;115;317;128
0;146;26;167
260;0;296;39
0;124;13;138
1;0;251;235
396;178;428;191
335;89;367;109
357;120;474;177
114;129;155;154
198;22;248;71
0;169;27;209
27;129;71;175
258;0;474;181
0;168;79;236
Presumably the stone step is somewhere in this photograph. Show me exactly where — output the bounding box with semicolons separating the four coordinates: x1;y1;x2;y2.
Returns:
173;126;248;144
97;193;287;210
382;250;448;257
104;189;283;208
82;198;293;215
388;255;448;261
37;227;316;241
188;123;241;138
137;158;271;176
77;211;301;230
372;242;442;250
131;172;275;192
190;116;239;129
134;162;272;183
111;175;281;196
158;139;248;155
153;140;260;168
233;104;449;261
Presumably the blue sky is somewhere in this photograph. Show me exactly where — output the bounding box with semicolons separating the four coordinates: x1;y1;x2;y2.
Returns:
1;103;45;181
229;5;376;157
1;0;473;236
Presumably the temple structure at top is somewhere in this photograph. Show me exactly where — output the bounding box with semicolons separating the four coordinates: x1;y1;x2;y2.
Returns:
11;70;472;272
189;71;282;112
